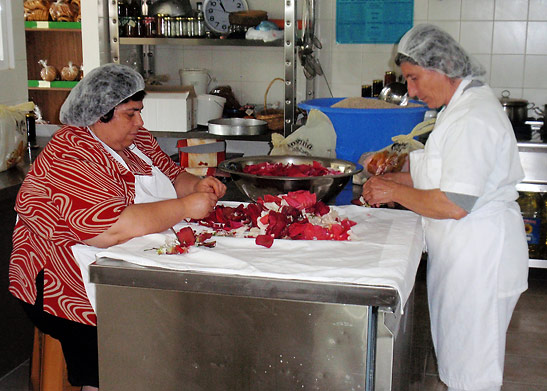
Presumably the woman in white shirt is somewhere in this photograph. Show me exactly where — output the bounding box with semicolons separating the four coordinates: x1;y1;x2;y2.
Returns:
362;24;528;391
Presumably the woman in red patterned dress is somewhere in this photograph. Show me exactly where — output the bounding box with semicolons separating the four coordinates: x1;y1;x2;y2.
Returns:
9;64;226;391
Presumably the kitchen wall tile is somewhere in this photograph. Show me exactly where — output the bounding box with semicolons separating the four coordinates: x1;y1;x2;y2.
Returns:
460;21;493;53
362;52;394;84
414;0;429;20
209;48;243;82
472;54;492;83
181;47;213;70
239;48;284;82
461;0;495;20
524;55;547;88
330;83;359;98
428;0;462;21
428;21;461;41
154;46;185;85
241;79;284;108
492;22;527;54
317;18;334;54
529;0;547;20
490;54;525;87
495;0;529;20
526;22;547;54
331;51;361;85
318;0;335;21
11;2;25;62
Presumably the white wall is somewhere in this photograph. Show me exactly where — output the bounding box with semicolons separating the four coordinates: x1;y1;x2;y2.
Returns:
0;0;27;106
145;0;547;117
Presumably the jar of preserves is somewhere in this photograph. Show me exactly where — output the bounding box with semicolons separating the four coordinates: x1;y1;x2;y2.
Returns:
156;14;166;36
136;16;144;37
372;79;383;97
164;16;173;37
124;16;138;37
361;84;372;98
384;71;396;86
142;16;156;37
517;191;544;258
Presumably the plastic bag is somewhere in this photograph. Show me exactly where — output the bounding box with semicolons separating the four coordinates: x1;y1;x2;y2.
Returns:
270;109;336;158
0;102;35;172
353;118;436;185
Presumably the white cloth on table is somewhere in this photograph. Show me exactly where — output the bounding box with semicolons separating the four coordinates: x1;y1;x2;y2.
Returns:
74;205;424;314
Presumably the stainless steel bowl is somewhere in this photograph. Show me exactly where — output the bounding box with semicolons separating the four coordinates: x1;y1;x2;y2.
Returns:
208;118;268;136
218;156;363;202
378;82;409;106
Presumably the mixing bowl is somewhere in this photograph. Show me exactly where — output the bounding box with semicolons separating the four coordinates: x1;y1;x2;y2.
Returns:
218;155;363;202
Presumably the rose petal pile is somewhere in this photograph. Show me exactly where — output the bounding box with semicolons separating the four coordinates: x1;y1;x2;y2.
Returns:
242;161;342;177
193;190;356;248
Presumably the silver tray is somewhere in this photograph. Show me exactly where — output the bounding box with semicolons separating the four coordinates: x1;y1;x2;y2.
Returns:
208;118;268;136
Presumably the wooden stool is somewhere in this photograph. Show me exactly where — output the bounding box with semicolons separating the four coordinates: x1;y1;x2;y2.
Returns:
30;328;80;391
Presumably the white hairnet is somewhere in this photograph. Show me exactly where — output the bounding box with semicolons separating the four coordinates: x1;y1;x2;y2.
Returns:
60;63;145;127
397;24;486;80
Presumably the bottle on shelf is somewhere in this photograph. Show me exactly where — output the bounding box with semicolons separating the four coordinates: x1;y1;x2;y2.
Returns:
195;2;205;37
128;0;141;17
118;0;129;18
517;191;544;259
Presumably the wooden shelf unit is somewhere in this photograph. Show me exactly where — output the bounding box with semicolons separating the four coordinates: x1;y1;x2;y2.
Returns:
25;23;82;124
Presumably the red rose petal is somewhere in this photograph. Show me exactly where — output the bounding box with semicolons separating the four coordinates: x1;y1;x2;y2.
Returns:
176;227;196;246
256;234;274;248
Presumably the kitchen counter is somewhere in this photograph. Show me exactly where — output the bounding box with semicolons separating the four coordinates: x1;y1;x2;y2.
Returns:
90;201;424;391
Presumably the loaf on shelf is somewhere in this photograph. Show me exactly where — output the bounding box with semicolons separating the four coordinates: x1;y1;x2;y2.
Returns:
24;0;81;22
24;0;50;21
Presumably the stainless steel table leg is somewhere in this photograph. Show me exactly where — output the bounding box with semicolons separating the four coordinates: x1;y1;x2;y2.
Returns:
365;305;378;391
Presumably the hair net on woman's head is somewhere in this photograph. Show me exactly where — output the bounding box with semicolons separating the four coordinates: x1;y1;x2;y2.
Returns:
397;24;486;80
60;63;145;127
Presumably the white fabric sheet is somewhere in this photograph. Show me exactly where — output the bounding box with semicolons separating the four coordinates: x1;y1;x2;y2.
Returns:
74;205;424;313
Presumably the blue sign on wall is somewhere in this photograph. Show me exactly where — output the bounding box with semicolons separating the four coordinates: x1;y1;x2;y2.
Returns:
336;0;414;44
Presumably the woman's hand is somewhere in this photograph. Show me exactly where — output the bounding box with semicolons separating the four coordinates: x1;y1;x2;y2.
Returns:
181;191;220;220
194;176;227;198
361;175;400;207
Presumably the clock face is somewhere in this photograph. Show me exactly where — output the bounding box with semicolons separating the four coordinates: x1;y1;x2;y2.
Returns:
203;0;248;34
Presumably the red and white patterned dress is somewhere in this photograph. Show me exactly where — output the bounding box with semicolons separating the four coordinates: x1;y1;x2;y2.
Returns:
9;126;184;326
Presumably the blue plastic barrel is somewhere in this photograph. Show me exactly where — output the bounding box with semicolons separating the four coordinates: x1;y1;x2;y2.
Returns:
299;97;427;163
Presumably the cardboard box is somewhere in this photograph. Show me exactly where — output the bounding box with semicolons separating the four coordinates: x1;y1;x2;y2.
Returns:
141;86;197;132
177;138;226;171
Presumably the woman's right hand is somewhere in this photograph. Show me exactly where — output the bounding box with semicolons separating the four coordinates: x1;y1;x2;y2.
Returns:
181;192;219;220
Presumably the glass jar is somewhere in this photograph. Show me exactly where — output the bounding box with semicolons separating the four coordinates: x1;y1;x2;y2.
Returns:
384;71;396;86
142;16;156;37
517;191;544;259
125;16;138;37
361;84;372;98
187;16;195;37
136;16;144;37
175;16;183;37
372;79;383;97
156;14;166;36
163;16;173;37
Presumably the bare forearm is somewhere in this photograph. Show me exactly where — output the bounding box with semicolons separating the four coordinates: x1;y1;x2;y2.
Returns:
174;171;200;197
392;185;467;220
84;193;218;248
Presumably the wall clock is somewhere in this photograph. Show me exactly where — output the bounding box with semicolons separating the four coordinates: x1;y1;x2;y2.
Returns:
203;0;249;35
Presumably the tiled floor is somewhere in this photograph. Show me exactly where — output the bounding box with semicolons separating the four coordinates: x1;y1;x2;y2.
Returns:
1;262;546;391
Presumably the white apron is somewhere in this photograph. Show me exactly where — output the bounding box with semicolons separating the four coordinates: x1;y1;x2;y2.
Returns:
409;81;528;390
72;135;177;311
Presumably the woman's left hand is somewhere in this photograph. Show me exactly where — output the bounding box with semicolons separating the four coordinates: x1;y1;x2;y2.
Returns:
362;175;399;207
195;176;227;198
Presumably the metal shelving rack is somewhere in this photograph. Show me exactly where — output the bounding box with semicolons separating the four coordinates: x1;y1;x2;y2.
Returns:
107;0;309;137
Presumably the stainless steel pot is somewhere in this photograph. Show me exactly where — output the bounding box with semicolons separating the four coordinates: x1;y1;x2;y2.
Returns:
208;118;268;136
500;90;529;124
